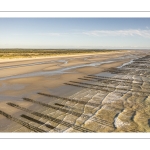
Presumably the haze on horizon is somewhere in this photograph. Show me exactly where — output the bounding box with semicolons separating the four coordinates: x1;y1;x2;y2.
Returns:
0;18;150;49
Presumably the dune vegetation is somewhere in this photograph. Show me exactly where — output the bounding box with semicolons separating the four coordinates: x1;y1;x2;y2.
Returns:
0;49;119;59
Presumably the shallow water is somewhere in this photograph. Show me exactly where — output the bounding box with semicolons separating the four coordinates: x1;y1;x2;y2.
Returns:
0;60;114;81
96;72;116;78
0;83;27;101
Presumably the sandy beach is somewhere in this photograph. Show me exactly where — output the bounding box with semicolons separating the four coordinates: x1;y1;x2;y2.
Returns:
0;50;150;132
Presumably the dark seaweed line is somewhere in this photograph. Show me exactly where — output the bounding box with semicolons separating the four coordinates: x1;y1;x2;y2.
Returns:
78;77;96;82
55;103;67;107
70;81;124;90
67;82;123;95
130;111;136;121
108;69;138;73
134;57;150;61
128;66;150;69
108;70;150;76
85;76;144;84
65;83;112;92
7;103;93;132
21;114;55;129
109;69;150;74
23;97;83;117
0;110;46;132
65;83;149;97
38;92;100;107
124;63;150;66
130;65;150;68
70;81;118;90
105;65;150;73
133;61;150;63
87;75;132;81
69;81;150;94
80;77;142;86
64;83;129;95
110;71;150;78
82;76;132;83
134;58;150;61
81;78;144;88
123;66;150;70
87;75;146;83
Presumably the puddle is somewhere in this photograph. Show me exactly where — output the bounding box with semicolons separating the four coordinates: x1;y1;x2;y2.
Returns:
96;72;116;78
0;83;27;101
0;60;114;81
47;84;82;97
0;95;22;101
0;84;42;101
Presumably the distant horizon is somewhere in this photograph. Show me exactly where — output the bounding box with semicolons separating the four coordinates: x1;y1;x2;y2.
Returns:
0;48;150;50
1;18;150;49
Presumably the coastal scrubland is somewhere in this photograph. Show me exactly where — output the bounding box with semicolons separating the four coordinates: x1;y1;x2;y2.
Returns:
0;49;119;59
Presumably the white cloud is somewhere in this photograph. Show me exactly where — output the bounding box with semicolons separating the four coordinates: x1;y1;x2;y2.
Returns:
83;29;150;38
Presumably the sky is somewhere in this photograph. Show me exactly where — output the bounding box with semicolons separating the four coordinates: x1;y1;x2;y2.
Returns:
0;18;150;49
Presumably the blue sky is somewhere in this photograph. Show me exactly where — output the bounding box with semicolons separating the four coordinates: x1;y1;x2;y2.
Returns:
0;18;150;49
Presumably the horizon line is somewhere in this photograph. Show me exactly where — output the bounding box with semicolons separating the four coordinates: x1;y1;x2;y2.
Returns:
0;48;150;50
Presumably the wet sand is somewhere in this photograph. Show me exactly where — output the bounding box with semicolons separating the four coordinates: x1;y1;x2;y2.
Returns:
0;50;150;132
